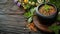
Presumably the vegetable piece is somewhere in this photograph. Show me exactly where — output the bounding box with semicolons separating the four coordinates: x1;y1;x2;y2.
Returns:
28;17;32;23
27;23;37;32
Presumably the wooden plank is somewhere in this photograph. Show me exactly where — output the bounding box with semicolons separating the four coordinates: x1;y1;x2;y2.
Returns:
0;5;25;15
0;15;26;26
0;15;30;33
0;0;30;33
0;0;25;15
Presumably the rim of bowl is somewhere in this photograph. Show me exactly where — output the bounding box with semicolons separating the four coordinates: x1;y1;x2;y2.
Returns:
36;3;57;18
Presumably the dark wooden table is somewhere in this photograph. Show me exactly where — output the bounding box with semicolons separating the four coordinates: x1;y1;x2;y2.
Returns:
0;0;43;34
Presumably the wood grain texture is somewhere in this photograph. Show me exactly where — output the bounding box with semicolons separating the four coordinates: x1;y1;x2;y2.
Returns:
0;0;30;34
0;0;44;34
0;15;30;33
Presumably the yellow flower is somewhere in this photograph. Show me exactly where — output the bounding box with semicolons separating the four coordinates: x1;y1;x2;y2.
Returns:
24;0;28;3
29;1;31;4
31;2;35;5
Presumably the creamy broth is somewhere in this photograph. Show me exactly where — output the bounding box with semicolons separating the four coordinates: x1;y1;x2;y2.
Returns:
39;5;56;16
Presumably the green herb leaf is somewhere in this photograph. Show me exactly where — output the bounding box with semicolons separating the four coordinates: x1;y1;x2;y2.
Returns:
28;17;33;23
44;4;50;12
30;8;35;15
24;12;32;18
49;25;60;34
24;4;31;9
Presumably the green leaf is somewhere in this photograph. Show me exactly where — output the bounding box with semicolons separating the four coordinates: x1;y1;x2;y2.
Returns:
50;0;60;9
24;8;36;23
57;13;60;21
57;16;60;21
24;4;31;9
24;8;35;18
44;4;50;12
28;17;33;23
30;8;35;15
24;12;32;18
49;25;60;34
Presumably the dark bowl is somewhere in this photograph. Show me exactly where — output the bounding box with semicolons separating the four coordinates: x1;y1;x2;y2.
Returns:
36;3;58;26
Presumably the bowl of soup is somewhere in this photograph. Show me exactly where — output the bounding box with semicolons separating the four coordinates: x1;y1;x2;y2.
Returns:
36;3;58;25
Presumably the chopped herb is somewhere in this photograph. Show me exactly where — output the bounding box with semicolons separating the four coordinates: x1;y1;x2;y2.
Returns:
44;4;50;12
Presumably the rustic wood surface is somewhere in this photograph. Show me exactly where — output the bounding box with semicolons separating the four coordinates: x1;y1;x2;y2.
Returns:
0;0;30;34
0;0;43;34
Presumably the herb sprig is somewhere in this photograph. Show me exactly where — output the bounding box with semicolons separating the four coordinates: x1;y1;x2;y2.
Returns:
44;4;50;12
24;8;35;23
